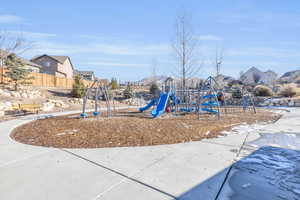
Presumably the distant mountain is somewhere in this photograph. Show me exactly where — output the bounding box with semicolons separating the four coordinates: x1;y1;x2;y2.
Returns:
280;70;300;83
263;70;278;84
215;74;235;84
240;67;277;84
185;77;203;88
138;75;169;85
138;76;203;87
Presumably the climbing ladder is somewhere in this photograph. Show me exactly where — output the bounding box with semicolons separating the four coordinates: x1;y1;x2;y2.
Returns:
197;76;226;120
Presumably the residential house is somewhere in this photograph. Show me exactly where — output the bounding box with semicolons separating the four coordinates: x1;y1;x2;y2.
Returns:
0;49;41;73
31;55;74;78
99;79;109;86
74;70;95;81
20;58;42;73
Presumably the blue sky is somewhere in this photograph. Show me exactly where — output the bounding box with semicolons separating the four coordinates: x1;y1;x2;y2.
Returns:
1;0;300;81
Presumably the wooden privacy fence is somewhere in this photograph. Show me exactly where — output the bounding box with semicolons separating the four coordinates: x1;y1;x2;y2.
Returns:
0;68;94;89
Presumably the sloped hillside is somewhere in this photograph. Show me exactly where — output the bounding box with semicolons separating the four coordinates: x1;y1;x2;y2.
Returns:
280;70;300;83
138;75;169;85
240;67;277;84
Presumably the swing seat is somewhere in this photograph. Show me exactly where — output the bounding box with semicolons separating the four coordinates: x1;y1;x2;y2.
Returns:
80;113;88;118
93;112;100;116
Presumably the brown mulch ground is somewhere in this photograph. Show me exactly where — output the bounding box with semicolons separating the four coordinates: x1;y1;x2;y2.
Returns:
11;108;281;148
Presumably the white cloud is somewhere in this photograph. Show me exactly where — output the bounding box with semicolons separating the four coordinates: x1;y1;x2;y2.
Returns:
196;35;223;41
224;60;283;66
227;47;300;58
6;31;56;39
28;40;170;56
0;15;23;24
86;61;147;67
78;34;121;41
217;13;300;28
78;34;106;40
217;13;250;24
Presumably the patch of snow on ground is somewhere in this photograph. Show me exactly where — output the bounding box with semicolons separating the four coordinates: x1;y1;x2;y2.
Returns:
227;146;300;200
226;123;267;136
56;129;78;136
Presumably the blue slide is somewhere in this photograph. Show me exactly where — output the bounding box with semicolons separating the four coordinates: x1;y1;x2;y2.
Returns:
201;107;219;114
202;94;218;99
139;99;157;112
201;101;219;114
151;93;169;118
201;101;219;107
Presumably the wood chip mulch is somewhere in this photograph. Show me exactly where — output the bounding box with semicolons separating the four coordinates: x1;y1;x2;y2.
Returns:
10;108;281;148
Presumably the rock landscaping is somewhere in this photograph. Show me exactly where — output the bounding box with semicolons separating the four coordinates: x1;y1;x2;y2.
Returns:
226;96;300;107
0;88;43;99
259;97;300;107
121;97;146;106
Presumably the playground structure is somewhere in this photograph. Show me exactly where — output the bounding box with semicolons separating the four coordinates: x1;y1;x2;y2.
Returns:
79;76;256;120
139;76;256;119
80;80;113;118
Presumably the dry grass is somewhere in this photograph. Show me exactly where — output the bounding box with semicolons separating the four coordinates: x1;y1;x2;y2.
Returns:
279;83;300;97
11;108;281;148
254;85;273;97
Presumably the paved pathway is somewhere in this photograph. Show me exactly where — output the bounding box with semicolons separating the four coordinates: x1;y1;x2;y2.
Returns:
217;108;300;200
0;108;299;199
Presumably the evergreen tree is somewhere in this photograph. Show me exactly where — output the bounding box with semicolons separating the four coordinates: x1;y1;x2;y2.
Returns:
123;84;133;99
110;78;118;90
71;75;86;98
149;83;160;96
5;54;33;91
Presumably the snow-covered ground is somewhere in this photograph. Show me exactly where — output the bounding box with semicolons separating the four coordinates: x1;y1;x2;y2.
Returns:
218;108;300;200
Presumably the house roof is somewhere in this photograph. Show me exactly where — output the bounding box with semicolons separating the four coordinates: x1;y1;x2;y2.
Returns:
75;70;95;76
31;55;68;64
1;49;42;68
48;56;69;64
21;58;42;68
31;54;74;69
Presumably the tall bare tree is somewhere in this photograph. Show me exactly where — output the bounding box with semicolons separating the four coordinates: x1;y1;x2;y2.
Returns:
150;58;158;84
215;46;224;77
172;12;202;89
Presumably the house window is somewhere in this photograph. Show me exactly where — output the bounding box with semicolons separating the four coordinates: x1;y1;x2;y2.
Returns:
44;61;51;67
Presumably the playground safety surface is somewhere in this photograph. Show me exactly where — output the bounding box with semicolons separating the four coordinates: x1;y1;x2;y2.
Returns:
11;108;281;148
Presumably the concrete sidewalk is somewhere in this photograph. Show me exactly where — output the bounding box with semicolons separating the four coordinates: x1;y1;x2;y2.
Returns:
217;108;300;200
0;108;297;200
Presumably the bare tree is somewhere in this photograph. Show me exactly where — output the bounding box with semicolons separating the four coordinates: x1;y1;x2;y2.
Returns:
0;31;32;84
150;59;158;84
171;12;202;89
215;46;224;77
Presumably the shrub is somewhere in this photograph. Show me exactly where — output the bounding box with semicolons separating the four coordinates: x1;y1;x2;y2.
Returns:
295;76;300;84
123;84;134;99
254;85;273;97
232;88;242;98
149;83;160;96
71;75;86;98
101;89;114;100
5;54;34;91
110;78;118;90
279;85;298;97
